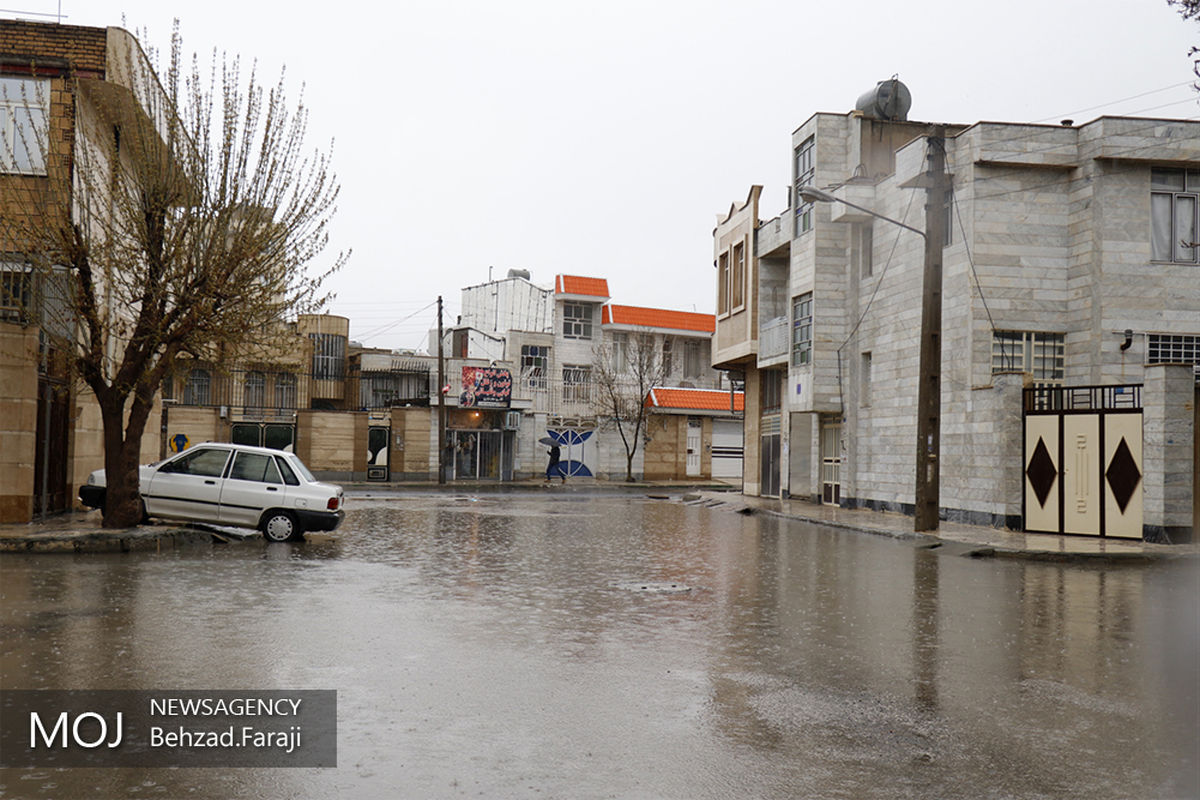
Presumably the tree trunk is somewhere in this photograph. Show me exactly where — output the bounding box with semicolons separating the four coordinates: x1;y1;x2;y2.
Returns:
98;393;151;529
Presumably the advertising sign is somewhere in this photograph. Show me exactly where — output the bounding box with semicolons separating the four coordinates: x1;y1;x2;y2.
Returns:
460;367;512;408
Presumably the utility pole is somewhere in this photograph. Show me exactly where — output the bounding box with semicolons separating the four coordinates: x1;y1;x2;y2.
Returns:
437;295;447;485
914;126;948;532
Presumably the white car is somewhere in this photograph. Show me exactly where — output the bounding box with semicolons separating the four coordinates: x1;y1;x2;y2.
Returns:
80;443;345;541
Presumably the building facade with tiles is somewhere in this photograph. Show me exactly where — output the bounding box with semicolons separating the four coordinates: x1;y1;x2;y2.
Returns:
714;84;1198;541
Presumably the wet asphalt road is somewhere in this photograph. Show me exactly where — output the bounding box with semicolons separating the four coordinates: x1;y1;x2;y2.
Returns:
1;491;1197;799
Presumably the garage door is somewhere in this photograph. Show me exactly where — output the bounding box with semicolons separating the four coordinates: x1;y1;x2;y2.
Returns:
711;419;743;479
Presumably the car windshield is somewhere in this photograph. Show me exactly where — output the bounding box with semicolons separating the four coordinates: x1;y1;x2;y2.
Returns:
286;454;318;483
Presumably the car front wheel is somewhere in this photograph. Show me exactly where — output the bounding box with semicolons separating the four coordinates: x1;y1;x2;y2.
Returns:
261;510;300;542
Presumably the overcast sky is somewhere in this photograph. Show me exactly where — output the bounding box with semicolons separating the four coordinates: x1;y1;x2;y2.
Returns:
14;0;1200;351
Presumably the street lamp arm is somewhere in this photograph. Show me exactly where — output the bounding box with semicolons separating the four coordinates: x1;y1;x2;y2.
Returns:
798;185;926;239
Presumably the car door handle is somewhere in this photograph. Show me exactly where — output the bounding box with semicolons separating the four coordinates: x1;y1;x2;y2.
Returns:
267;486;278;492
205;480;216;485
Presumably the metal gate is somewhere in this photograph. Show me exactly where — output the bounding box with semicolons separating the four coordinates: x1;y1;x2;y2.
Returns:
1023;384;1143;538
367;426;390;482
820;418;841;505
686;418;701;477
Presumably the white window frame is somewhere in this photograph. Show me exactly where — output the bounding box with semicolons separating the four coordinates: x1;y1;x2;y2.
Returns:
0;76;49;175
794;137;815;236
520;344;549;388
561;364;592;404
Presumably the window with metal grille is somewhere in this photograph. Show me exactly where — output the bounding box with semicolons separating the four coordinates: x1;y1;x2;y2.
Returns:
183;369;212;406
761;368;783;412
992;331;1064;384
275;373;297;411
562;303;593;339
0;266;33;324
1148;334;1200;380
244;372;266;409
562;364;592;403
521;344;549;387
310;333;346;380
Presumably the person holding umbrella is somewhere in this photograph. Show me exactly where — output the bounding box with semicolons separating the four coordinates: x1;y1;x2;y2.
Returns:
541;437;566;484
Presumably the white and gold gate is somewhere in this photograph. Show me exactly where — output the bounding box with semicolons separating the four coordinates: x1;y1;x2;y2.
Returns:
1023;385;1143;538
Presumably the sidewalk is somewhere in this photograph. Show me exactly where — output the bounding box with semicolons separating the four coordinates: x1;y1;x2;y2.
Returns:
690;491;1200;563
2;482;1195;560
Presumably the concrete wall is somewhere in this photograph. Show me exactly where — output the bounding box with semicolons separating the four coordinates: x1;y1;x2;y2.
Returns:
1143;364;1196;542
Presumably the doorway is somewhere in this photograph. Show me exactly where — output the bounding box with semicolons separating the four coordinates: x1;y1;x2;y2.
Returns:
820;418;841;505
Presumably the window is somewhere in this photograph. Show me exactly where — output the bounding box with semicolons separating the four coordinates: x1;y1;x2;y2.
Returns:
1151;168;1199;263
161;447;230;477
244;371;265;409
310;333;346;380
275;373;297;411
183;368;211;406
0;77;49;174
684;339;703;378
562;302;593;339
860;352;872;407
230;452;282;484
761;369;783;412
732;242;745;309
661;337;673;375
792;293;813;366
1148;334;1200;380
852;224;874;278
717;253;729;315
794;136;815;235
610;333;629;373
943;186;955;247
0;265;34;323
992;331;1064;385
520;344;549;388
562;364;592;403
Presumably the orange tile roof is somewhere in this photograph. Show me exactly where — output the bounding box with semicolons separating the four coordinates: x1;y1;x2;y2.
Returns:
555;275;610;298
645;387;744;412
602;304;715;333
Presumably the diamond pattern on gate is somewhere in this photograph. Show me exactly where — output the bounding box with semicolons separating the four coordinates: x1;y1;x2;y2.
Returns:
1026;437;1057;508
1105;437;1141;514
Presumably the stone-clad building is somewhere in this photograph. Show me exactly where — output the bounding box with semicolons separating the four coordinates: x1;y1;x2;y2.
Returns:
714;81;1198;541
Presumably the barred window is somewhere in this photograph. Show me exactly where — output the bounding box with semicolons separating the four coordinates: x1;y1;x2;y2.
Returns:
1148;334;1200;380
275;373;297;411
992;331;1064;385
0;266;33;323
310;333;346;380
183;369;212;406
244;371;265;409
521;344;549;388
562;364;592;403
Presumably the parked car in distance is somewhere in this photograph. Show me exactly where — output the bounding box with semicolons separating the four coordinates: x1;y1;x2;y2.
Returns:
79;443;345;541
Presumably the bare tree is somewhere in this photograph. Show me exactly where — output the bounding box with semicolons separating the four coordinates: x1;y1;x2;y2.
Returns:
1;23;345;527
592;332;668;482
1169;0;1200;89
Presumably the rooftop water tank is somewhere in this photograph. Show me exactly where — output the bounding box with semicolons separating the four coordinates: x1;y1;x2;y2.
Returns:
855;78;912;121
507;268;531;280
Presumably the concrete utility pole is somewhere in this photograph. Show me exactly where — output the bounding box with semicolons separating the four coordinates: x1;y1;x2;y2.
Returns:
914;127;948;532
437;296;447;485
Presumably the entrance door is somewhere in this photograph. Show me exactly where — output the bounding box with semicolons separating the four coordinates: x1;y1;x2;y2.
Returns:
711;420;743;479
686;418;701;477
1062;415;1101;536
820;419;841;505
760;434;781;497
33;376;69;516
367;426;389;482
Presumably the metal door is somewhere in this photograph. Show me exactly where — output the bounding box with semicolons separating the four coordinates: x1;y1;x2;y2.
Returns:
367;426;389;482
710;420;743;479
686;418;701;477
820;419;841;505
1024;416;1059;533
1062;415;1100;535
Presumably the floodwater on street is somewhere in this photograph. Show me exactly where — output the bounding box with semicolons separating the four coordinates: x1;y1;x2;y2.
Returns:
1;492;1197;799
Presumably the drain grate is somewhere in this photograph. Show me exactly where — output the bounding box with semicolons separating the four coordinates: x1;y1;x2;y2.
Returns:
612;580;693;594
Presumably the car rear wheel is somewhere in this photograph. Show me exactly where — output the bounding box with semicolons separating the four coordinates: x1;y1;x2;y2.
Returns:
261;510;300;542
